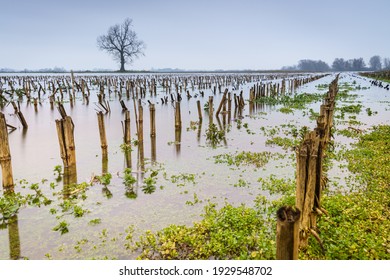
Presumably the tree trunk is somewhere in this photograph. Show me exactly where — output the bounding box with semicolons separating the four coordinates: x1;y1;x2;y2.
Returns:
120;52;126;72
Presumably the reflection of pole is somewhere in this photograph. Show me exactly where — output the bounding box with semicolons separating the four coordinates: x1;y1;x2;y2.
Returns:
102;154;108;174
8;214;21;260
0;112;14;191
197;121;202;143
63;166;77;199
175;127;181;156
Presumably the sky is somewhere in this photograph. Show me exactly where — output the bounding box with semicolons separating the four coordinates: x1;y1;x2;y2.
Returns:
0;0;389;71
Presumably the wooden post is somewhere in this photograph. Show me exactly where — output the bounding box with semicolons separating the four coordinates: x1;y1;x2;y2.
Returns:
175;101;182;130
55;116;76;170
97;111;108;158
276;206;301;260
123;110;131;145
0;112;14;191
70;70;75;97
150;103;156;138
215;90;227;117
138;101;144;171
295;132;320;248
150;103;157;162
197;100;202;122
208;96;213;124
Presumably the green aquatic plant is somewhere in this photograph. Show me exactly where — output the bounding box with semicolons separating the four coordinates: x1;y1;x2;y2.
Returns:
265;136;298;150
53;220;69;235
205;123;225;148
123;168;137;187
96;173;112;186
135;203;275;260
213;151;274;168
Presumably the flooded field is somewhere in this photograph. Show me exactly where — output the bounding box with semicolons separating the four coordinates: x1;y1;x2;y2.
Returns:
0;72;389;259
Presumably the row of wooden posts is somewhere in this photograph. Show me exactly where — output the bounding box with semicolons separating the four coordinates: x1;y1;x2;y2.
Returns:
276;74;339;259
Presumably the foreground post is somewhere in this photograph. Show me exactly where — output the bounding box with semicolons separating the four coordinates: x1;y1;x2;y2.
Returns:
0;112;14;191
276;206;301;260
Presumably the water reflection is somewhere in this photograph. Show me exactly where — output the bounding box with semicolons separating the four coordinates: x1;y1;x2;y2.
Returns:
8;214;21;260
102;154;108;174
197;121;202;143
175;127;181;156
62;166;77;199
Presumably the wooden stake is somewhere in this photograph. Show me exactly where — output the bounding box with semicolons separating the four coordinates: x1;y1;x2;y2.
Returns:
175;101;182;130
150;103;156;138
138;102;144;171
123;110;131;145
55;116;76;169
276;206;301;260
215;90;227;117
97;111;108;157
0;112;14;191
208;96;213;124
197;100;202;121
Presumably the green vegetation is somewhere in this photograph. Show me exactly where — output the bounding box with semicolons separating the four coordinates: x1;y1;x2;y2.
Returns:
96;173;112;186
337;104;362;114
131;125;390;260
123;168;137;186
52;220;69;235
205;123;225;148
213;151;274;168
265;136;298;150
135;203;275;260
255;92;324;111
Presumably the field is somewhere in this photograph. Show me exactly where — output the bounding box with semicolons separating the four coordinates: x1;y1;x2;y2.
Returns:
0;72;389;259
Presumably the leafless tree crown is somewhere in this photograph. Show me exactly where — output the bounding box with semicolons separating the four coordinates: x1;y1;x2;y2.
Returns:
97;18;145;71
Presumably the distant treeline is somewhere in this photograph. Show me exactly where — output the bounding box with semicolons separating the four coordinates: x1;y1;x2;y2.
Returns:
283;55;390;72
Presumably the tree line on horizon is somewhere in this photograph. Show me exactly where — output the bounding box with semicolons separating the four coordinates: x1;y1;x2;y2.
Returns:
282;55;390;72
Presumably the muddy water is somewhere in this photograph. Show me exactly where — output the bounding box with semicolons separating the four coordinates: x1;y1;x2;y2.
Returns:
0;72;389;259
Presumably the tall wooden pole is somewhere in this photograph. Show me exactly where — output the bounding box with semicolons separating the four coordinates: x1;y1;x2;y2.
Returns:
0;112;14;191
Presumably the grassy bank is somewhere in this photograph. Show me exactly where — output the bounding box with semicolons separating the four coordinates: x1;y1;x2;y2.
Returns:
132;125;390;260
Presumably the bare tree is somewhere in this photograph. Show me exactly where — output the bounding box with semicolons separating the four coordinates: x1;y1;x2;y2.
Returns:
97;18;145;72
383;58;390;70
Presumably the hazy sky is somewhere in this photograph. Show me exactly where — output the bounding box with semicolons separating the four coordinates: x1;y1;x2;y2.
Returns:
1;0;389;71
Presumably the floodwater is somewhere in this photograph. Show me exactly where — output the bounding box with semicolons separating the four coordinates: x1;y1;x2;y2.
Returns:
0;72;389;259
